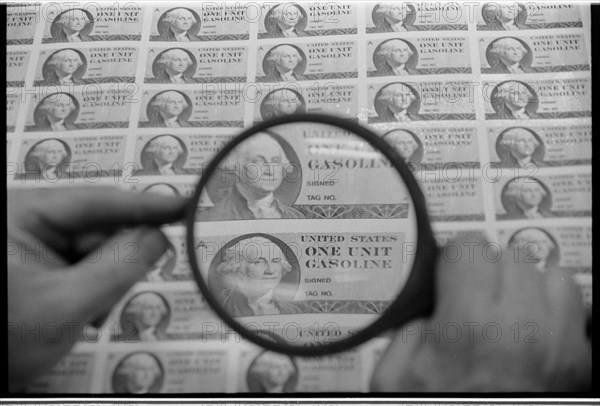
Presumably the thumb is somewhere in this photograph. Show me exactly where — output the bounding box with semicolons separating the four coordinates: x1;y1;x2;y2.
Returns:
540;266;591;390
63;226;169;324
434;234;501;324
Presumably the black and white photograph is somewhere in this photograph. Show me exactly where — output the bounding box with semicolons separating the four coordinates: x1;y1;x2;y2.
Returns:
373;82;422;122
200;132;303;221
118;291;171;341
111;352;165;393
382;129;423;168
32;92;80;131
488;80;539;120
500;177;554;219
508;227;560;272
156;8;202;41
480;2;530;31
371;3;418;32
262;3;308;38
144;90;193;128
495;127;545;168
372;38;420;76
138;134;192;176
49;8;95;42
207;234;301;317
5;0;592;397
262;44;306;82
246;351;299;393
149;48;197;83
485;37;533;73
19;138;71;181
41;48;87;85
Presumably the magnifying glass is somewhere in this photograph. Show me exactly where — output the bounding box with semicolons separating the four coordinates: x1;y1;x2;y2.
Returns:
186;113;438;356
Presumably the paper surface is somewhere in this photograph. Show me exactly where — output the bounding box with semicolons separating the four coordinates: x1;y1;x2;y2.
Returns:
5;1;591;393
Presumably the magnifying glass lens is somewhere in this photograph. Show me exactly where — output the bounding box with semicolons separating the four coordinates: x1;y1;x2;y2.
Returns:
189;118;420;351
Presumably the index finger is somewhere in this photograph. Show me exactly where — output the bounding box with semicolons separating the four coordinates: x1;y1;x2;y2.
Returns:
10;187;189;234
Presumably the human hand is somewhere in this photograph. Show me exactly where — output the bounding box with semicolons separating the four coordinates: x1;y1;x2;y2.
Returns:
8;187;187;392
371;234;591;391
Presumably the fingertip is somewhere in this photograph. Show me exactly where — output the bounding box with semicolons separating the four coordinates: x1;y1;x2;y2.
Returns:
439;232;493;269
38;187;189;233
137;193;190;223
435;232;501;313
136;226;170;266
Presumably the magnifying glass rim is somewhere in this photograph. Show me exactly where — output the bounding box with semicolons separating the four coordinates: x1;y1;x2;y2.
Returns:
186;113;436;357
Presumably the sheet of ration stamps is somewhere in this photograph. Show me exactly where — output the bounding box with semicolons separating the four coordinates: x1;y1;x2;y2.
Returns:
6;1;592;393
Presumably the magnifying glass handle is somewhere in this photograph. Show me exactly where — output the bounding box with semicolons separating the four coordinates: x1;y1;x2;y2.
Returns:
390;243;439;329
